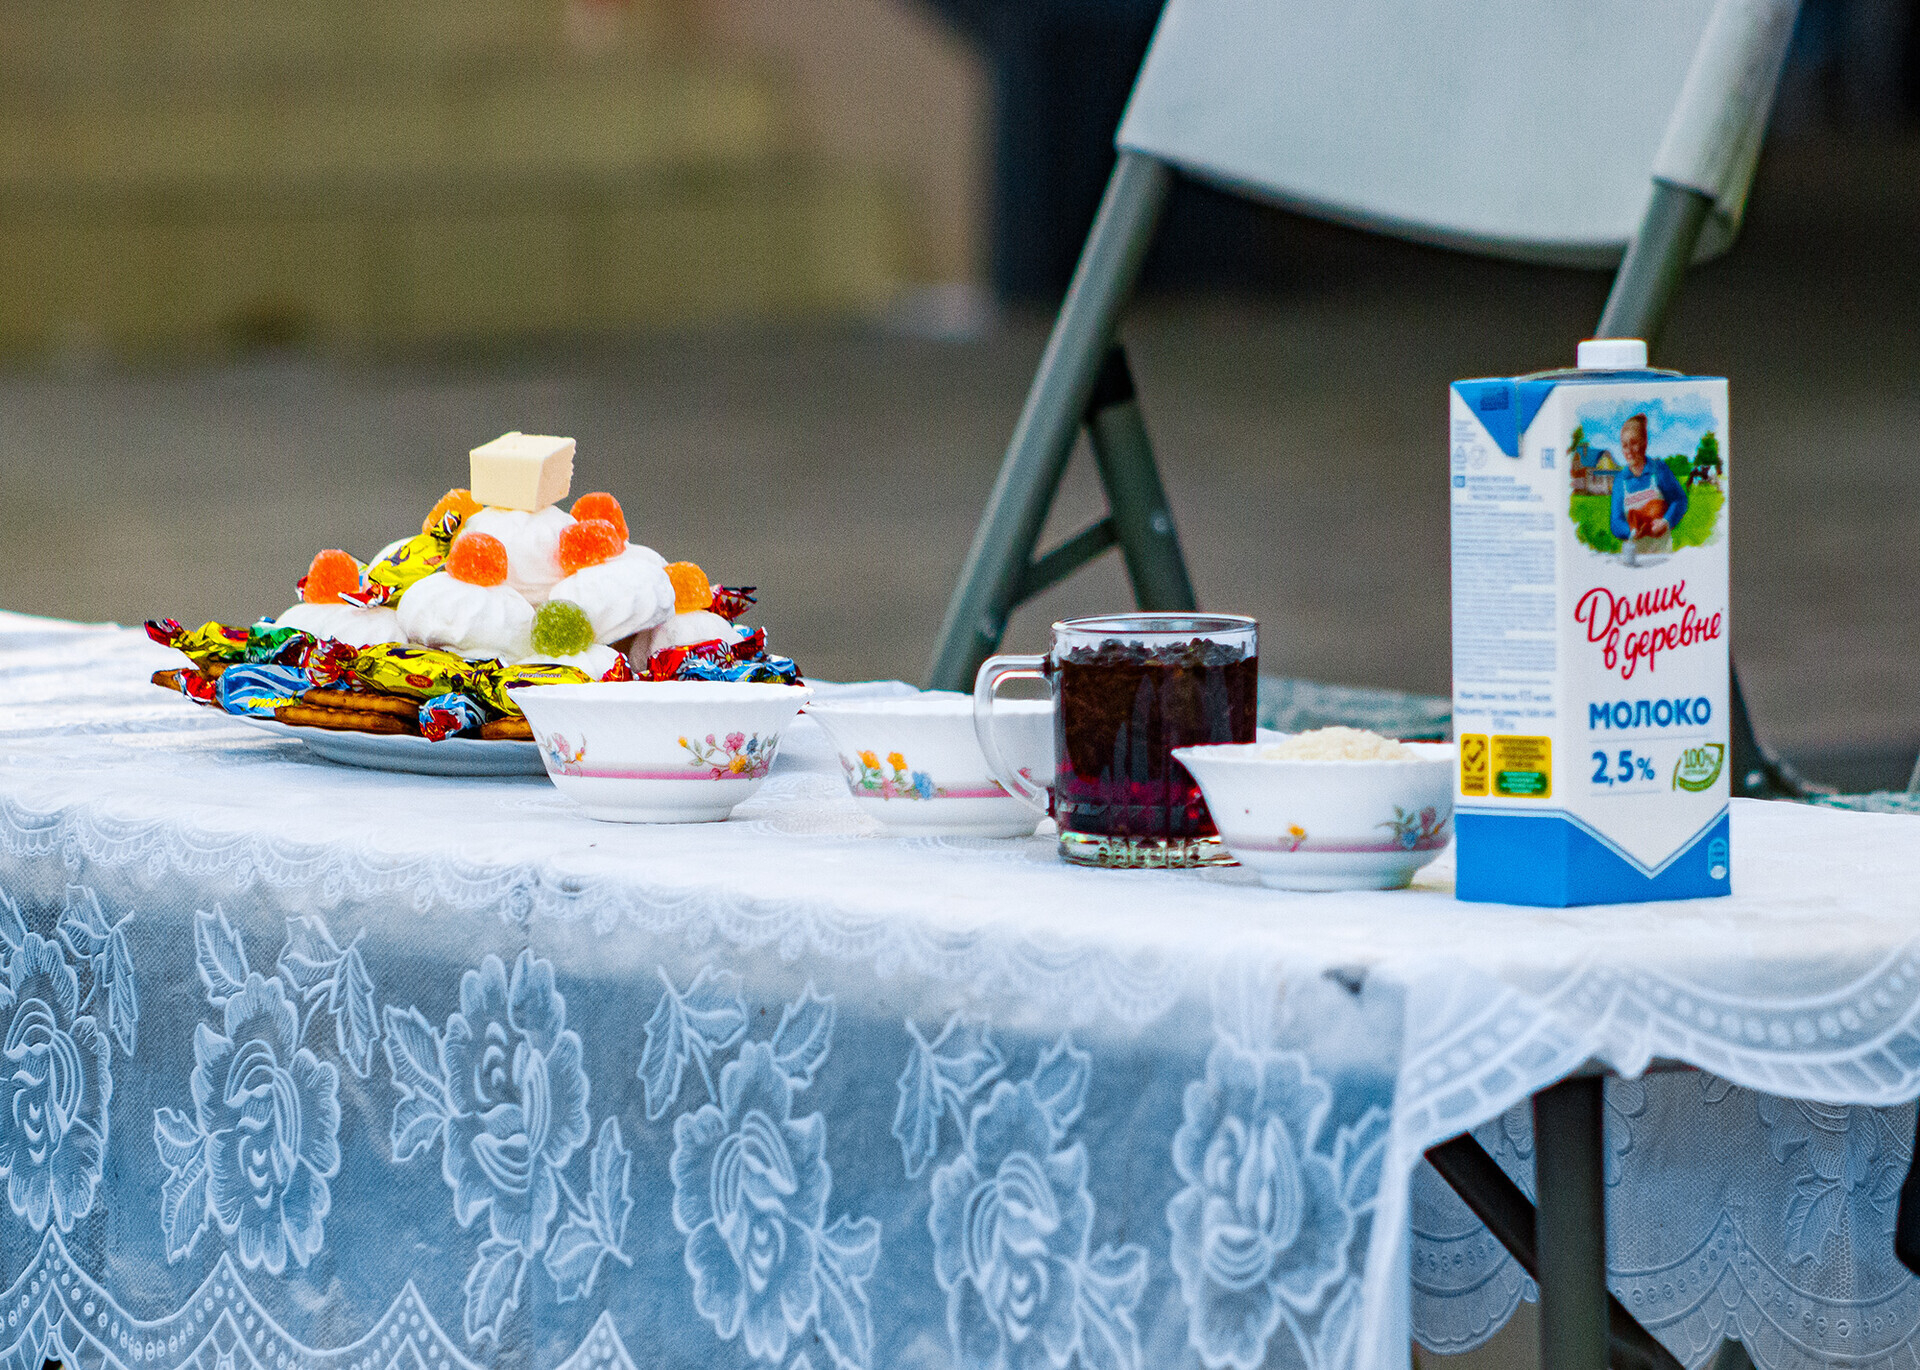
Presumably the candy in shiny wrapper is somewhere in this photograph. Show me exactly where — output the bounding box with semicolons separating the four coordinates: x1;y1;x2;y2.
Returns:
419;693;487;742
709;586;757;622
671;654;801;685
645;627;800;685
147;619;312;668
216;665;313;717
349;644;486;701
301;638;360;688
365;529;453;599
151;668;219;704
475;662;592;717
644;634;736;681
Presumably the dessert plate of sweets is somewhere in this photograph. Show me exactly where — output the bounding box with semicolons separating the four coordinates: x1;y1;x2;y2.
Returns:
148;431;801;776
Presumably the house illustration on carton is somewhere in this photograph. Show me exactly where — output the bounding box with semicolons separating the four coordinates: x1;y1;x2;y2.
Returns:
1568;439;1620;495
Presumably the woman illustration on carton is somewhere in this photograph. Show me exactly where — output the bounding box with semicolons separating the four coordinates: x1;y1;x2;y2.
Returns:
1609;412;1686;562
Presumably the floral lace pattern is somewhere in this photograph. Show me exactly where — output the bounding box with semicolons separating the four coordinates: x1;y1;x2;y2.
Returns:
6;614;1920;1370
0;898;120;1234
903;1020;1149;1370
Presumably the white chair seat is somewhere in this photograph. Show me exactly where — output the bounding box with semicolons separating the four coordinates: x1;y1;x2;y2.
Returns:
1117;0;1794;266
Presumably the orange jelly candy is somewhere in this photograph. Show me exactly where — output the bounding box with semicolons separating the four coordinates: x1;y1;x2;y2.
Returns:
303;550;362;604
664;561;713;613
558;519;624;575
447;532;509;587
422;488;482;536
570;492;628;543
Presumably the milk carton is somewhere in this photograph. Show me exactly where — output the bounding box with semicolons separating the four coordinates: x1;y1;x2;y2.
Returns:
1450;339;1730;906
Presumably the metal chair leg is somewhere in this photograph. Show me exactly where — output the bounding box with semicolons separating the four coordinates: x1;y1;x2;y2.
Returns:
928;152;1173;692
1535;1077;1610;1370
1597;178;1804;799
1085;347;1198;612
1709;1339;1757;1370
1424;1134;1682;1370
1596;180;1714;349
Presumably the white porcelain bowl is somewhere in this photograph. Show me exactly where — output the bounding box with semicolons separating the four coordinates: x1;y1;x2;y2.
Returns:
806;693;1053;837
1173;741;1456;890
510;680;811;822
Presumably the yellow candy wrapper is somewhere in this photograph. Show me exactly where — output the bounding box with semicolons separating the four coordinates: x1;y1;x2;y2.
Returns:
366;529;453;599
349;644;487;701
146;619;308;668
470;662;593;717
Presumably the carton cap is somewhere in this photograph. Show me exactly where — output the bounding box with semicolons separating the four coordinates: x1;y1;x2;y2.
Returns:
1577;338;1649;370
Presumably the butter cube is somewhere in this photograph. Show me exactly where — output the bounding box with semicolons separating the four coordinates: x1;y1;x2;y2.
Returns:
469;432;575;511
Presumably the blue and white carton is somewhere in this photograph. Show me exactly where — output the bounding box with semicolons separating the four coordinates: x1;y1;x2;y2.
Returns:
1450;339;1730;906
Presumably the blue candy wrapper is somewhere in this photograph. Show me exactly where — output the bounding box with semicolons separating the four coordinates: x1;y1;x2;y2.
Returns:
419;692;487;742
216;665;313;717
672;652;802;686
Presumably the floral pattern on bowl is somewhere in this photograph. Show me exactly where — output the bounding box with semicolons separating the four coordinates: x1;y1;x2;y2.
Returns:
842;751;947;801
1381;805;1450;851
544;733;587;775
682;732;774;780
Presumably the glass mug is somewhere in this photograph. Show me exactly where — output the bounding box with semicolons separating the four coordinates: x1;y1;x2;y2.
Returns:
974;613;1257;868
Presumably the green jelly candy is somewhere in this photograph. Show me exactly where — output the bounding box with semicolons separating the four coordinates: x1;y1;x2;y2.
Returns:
532;599;595;657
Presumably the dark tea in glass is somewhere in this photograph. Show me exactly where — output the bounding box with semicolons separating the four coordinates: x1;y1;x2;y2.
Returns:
975;614;1257;867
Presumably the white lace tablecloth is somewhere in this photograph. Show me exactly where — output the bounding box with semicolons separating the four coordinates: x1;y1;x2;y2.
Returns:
4;610;1920;1370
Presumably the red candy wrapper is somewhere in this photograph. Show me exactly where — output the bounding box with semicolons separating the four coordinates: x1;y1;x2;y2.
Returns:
644;627;769;682
709;586;756;622
151;668;219;704
301;638;360;687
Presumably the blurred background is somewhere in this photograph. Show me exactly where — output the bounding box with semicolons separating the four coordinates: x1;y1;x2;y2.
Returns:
1;0;1917;797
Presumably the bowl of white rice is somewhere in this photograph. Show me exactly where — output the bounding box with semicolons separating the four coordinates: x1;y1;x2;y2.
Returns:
1173;727;1455;891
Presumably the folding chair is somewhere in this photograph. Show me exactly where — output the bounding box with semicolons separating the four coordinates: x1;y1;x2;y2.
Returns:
926;0;1808;800
930;4;1801;1366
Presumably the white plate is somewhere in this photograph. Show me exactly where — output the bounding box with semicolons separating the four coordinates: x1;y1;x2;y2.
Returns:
232;715;545;776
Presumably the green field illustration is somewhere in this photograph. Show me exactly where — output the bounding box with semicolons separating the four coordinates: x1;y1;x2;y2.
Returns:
1568;424;1723;555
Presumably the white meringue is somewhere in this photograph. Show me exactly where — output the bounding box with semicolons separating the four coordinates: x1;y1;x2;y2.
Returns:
462;506;574;605
516;643;623;679
396;573;535;661
274;602;406;648
548;545;674;644
647;610;743;658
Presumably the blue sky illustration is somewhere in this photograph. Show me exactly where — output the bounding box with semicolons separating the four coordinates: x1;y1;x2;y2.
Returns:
1573;393;1719;458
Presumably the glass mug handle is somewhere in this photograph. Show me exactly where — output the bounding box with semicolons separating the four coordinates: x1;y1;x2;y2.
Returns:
972;654;1051;815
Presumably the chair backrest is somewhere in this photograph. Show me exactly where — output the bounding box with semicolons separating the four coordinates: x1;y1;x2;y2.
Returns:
1116;0;1798;267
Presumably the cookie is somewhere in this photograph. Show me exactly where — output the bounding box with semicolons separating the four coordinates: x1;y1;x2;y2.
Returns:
479;717;533;741
275;704;416;735
301;687;417;719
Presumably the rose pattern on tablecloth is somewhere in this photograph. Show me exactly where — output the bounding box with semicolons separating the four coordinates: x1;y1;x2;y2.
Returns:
901;1017;1149;1370
152;908;344;1275
1166;1036;1388;1370
382;948;635;1344
0;885;128;1235
660;974;881;1370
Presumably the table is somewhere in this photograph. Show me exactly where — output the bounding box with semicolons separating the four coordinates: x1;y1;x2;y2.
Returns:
5;610;1920;1370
